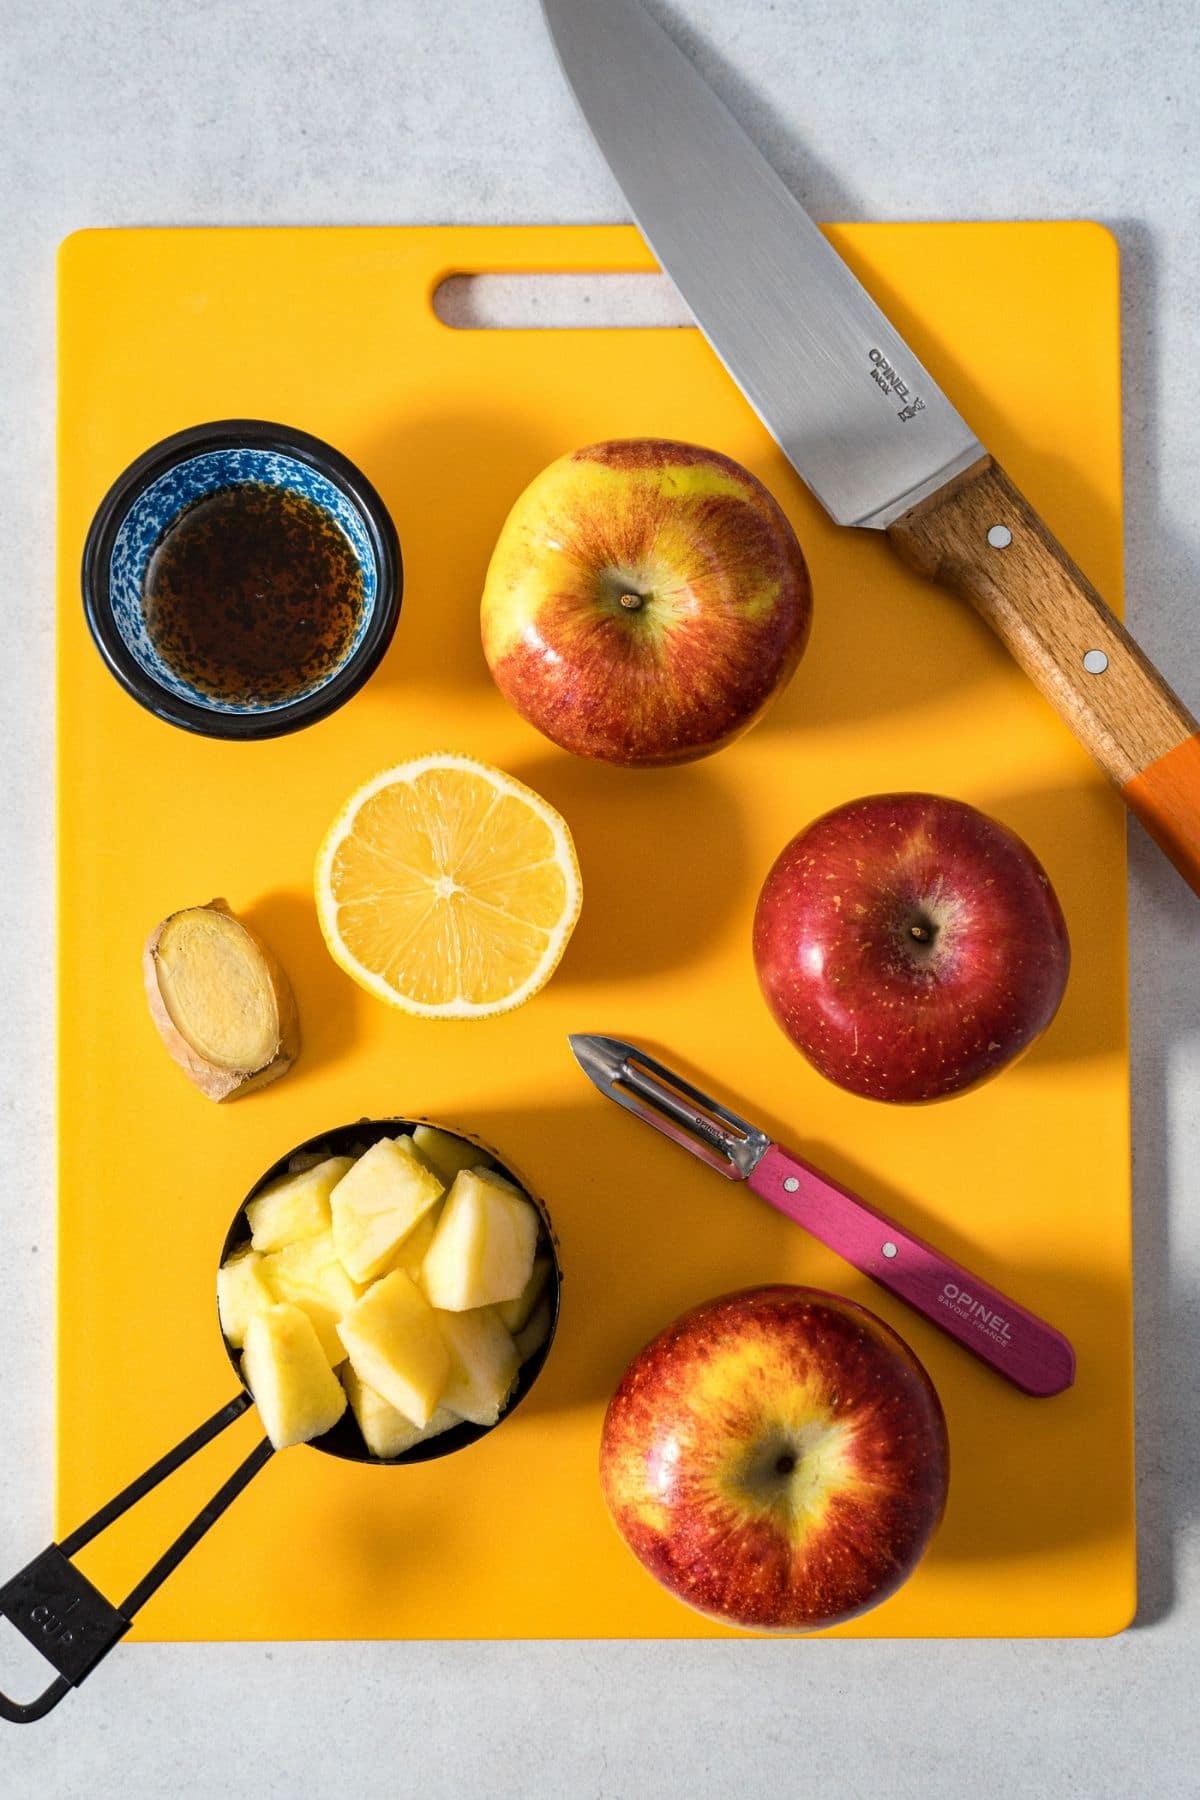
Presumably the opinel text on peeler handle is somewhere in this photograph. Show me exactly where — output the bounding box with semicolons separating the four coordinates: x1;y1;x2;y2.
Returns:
888;455;1200;896
747;1143;1076;1397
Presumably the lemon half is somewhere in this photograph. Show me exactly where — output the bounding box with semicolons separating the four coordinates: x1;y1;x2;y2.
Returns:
315;754;582;1019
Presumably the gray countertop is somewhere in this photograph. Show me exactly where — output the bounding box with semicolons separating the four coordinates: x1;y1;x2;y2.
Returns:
2;0;1197;1792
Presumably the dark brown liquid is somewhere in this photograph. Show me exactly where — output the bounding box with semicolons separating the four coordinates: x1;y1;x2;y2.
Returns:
143;483;365;706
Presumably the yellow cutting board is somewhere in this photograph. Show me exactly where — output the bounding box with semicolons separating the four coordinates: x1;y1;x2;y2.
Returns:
56;223;1133;1639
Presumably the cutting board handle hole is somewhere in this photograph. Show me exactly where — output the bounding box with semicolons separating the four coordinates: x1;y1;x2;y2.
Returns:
432;272;692;330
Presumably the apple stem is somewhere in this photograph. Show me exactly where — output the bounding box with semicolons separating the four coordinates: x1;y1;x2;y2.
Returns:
909;922;934;944
618;592;644;611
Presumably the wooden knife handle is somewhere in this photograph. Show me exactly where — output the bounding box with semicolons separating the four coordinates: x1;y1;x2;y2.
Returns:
888;455;1200;895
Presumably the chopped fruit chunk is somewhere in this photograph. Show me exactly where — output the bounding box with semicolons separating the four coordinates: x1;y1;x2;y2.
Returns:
216;1246;275;1348
437;1307;520;1427
331;1137;445;1284
342;1365;461;1459
262;1230;364;1366
242;1303;347;1450
422;1169;540;1311
265;1229;362;1315
514;1293;554;1364
336;1270;450;1427
496;1252;554;1334
472;1166;521;1195
391;1206;441;1284
246;1156;353;1253
412;1124;495;1186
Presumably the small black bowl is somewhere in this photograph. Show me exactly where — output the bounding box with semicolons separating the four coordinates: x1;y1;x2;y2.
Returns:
220;1117;562;1464
81;419;401;740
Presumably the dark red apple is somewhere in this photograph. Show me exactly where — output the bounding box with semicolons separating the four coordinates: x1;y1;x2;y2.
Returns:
753;793;1070;1103
480;439;812;765
600;1286;948;1632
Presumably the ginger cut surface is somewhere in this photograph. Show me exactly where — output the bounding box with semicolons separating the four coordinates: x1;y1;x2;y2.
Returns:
143;898;299;1101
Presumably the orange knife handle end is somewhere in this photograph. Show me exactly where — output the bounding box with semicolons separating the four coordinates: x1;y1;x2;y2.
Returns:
1123;734;1200;896
889;457;1200;897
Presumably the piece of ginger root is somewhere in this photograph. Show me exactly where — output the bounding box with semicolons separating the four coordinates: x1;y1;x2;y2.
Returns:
143;899;299;1101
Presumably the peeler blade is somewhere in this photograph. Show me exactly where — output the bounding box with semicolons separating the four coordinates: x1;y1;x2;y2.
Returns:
568;1034;771;1179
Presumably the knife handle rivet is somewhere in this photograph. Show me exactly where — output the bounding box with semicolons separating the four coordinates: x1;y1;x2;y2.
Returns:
783;1177;800;1193
1082;649;1109;675
882;1241;899;1259
986;524;1013;549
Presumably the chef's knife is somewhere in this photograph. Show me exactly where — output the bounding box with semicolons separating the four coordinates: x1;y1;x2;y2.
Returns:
542;0;1200;896
569;1034;1075;1397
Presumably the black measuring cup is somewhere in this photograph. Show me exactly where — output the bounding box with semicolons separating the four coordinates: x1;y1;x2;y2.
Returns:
0;1118;561;1723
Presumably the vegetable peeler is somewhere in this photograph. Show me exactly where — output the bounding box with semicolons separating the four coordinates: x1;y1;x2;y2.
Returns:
569;1034;1075;1397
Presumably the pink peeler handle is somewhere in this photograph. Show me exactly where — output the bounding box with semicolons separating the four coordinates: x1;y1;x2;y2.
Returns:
748;1143;1075;1396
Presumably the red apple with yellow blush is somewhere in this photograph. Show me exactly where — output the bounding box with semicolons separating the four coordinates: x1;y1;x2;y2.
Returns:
480;440;812;765
600;1286;948;1633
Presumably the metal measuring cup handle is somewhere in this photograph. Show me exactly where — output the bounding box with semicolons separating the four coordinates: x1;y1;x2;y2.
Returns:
0;1392;271;1722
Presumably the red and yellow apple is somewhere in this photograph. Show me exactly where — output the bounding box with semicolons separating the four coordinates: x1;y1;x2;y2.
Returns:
600;1286;948;1632
753;793;1070;1103
480;439;812;765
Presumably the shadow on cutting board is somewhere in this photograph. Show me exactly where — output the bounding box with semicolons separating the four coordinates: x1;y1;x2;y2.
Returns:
358;407;564;701
238;888;359;1082
753;433;1129;747
514;750;749;984
982;779;1127;1070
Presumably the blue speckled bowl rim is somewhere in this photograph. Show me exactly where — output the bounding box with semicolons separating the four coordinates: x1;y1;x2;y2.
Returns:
81;420;402;740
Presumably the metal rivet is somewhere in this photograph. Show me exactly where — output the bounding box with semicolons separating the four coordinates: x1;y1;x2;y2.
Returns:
783;1177;800;1193
986;524;1012;549
1083;649;1109;675
882;1241;898;1259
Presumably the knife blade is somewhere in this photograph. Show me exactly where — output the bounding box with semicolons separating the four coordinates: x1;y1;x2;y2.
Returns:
569;1033;1075;1397
542;0;1200;896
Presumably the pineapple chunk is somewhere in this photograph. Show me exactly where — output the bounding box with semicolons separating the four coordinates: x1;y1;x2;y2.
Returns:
391;1205;441;1283
422;1169;540;1311
496;1252;554;1334
336;1269;450;1427
246;1155;354;1253
330;1137;445;1283
437;1307;520;1427
514;1293;554;1364
473;1166;521;1195
412;1124;494;1187
262;1230;364;1366
242;1303;347;1450
265;1228;362;1314
216;1244;274;1348
342;1364;461;1459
